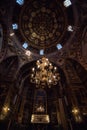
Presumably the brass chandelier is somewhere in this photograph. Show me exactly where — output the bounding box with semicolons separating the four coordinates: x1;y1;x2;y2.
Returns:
30;57;60;88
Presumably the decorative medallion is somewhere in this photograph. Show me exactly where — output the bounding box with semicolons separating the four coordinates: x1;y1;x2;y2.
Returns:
13;0;69;53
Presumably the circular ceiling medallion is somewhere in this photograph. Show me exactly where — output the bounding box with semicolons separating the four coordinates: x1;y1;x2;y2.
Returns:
13;0;68;53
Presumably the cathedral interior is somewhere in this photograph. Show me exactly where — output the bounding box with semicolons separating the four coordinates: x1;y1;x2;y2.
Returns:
0;0;87;130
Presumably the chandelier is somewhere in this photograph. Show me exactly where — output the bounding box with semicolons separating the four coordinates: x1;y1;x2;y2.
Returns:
30;57;60;88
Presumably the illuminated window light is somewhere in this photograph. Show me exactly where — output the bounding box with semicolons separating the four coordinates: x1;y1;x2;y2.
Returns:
40;49;44;55
10;32;15;36
68;25;73;32
16;0;24;5
63;0;72;7
25;50;31;56
57;44;62;50
12;23;18;30
22;42;28;49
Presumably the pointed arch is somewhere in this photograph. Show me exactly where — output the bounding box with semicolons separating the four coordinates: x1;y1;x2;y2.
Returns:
0;56;19;81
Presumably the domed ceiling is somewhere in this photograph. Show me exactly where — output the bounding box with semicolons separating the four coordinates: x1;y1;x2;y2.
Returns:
12;0;74;54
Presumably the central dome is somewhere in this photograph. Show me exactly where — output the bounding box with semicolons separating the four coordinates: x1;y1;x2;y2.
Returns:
13;0;74;54
19;0;67;49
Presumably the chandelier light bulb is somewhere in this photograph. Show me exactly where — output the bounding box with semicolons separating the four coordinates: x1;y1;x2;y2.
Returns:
53;75;56;79
37;65;40;68
54;67;57;70
44;62;47;66
32;68;35;71
48;79;52;83
31;74;34;77
37;60;39;63
46;58;48;61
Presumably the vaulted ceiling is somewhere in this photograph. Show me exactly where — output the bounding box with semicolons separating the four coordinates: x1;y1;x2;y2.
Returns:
0;0;87;69
0;0;87;90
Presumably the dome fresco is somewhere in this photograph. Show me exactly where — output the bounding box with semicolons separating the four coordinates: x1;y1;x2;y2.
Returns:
13;0;74;54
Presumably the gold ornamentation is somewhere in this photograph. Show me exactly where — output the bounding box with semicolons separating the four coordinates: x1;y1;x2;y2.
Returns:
30;57;60;88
